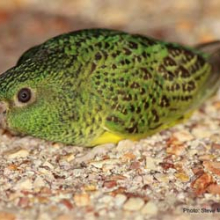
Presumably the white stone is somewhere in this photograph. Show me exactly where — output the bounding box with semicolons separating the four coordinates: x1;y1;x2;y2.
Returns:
123;197;145;211
115;194;127;207
4;148;29;159
16;178;33;190
141;201;158;215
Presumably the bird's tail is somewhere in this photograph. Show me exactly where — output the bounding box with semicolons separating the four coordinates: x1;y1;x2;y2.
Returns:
196;41;220;99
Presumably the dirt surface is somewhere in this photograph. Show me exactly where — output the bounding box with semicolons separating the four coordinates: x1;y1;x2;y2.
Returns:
1;1;220;220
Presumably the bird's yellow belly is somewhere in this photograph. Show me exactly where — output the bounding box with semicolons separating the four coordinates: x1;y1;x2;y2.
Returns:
90;131;126;145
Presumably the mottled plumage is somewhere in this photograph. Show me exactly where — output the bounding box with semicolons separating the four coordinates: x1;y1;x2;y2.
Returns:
0;29;220;146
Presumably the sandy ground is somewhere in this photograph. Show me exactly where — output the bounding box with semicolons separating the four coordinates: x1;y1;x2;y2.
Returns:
1;1;220;220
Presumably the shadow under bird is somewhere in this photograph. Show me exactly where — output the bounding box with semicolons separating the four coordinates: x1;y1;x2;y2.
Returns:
0;29;220;146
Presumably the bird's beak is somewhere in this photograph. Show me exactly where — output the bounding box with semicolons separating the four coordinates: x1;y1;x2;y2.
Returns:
0;101;8;130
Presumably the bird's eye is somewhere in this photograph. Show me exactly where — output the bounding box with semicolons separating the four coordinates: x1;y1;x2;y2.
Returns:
17;88;32;103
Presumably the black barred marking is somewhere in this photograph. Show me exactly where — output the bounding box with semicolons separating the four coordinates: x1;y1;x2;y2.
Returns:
131;117;135;122
150;123;163;130
125;123;139;133
183;50;194;61
140;118;145;124
141;68;152;80
182;81;196;92
106;116;121;123
130;105;135;112
122;94;132;101
79;130;83;136
122;108;128;115
155;80;163;89
168;46;182;56
136;106;141;113
112;50;121;57
163;71;175;81
92;117;95;123
101;65;107;69
164;57;177;66
96;42;102;47
160;95;170;107
120;59;130;65
112;78;116;83
166;83;181;91
95;81;100;86
150;95;157;104
136;56;142;62
68;113;80;121
191;62;200;72
112;64;117;69
128;41;138;49
96;75;101;79
120;60;126;65
109;86;114;92
89;128;94;135
125;80;129;87
75;41;81;47
159;65;176;80
130;82;140;88
149;66;154;71
105;42;110;48
198;57;206;66
159;65;166;72
134;94;138;100
112;52;117;58
175;66;190;78
172;96;180;101
118;90;126;95
102;51;108;59
195;75;201;81
145;38;155;46
140;88;146;95
152;109;159;123
125;59;130;64
149;94;157;104
95;52;102;60
142;51;148;58
180;95;193;101
123;48;132;55
114;104;122;111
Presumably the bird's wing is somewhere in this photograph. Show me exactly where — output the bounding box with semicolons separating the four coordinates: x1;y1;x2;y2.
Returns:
90;37;212;137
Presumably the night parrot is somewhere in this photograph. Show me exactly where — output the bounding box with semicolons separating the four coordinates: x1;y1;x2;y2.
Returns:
0;29;220;146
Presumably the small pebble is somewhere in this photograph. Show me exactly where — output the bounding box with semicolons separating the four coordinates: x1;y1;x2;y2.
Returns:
141;201;158;215
172;130;194;142
4;147;29;159
73;193;90;207
16;178;33;190
33;176;46;190
115;194;127;207
123;197;145;211
90;159;119;168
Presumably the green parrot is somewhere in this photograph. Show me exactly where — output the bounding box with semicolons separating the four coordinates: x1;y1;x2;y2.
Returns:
0;29;220;146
